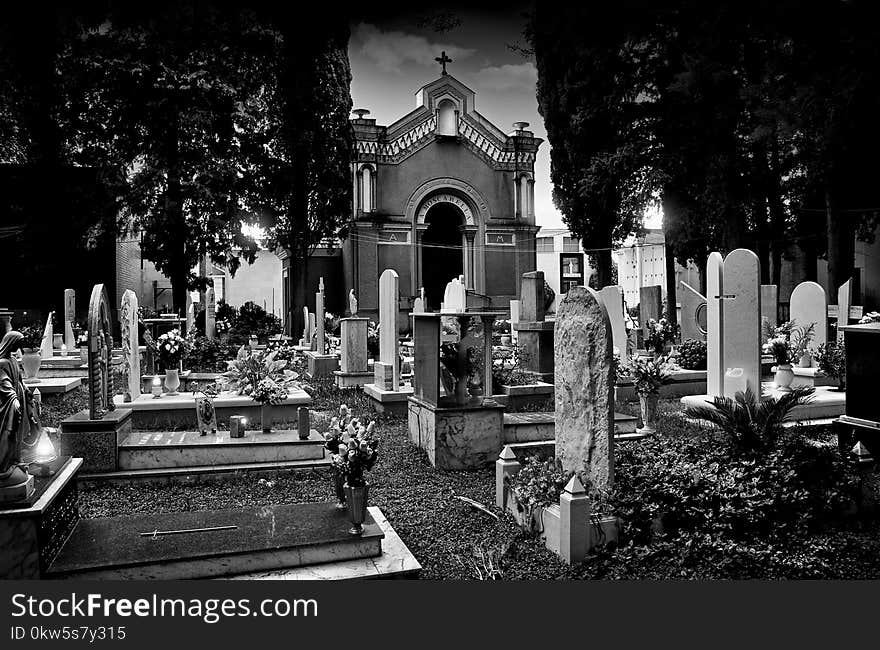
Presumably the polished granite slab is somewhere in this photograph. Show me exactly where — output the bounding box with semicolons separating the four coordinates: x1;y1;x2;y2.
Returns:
48;501;383;579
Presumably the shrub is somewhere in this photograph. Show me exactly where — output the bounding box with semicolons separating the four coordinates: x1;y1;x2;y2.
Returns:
491;346;535;392
608;431;861;544
228;301;282;345
815;341;846;384
184;336;240;372
677;339;707;370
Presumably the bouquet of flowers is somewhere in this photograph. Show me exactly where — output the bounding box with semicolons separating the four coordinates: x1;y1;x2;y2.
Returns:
219;346;299;396
815;341;846;387
859;311;880;324
619;354;674;396
325;405;379;488
156;329;188;369
216;318;232;334
762;320;814;366
644;317;678;354
251;377;289;405
367;321;380;357
19;325;43;352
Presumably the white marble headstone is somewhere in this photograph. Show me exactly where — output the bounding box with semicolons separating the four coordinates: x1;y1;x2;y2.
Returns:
205;286;216;340
837;279;853;341
440;277;466;314
721;249;761;399
378;269;400;390
706;252;725;397
509;300;520;343
120;289;141;401
679;281;707;342
315;278;326;352
789;281;827;352
40;312;54;359
597;285;627;362
63;289;76;350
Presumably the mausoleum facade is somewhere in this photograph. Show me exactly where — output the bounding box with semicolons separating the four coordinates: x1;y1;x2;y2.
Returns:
342;72;543;318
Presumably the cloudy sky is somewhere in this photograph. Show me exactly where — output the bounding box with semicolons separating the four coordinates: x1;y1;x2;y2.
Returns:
348;8;567;230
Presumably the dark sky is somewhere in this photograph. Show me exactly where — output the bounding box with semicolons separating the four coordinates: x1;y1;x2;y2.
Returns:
347;7;566;229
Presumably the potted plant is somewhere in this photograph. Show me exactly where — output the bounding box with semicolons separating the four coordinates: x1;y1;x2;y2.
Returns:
329;417;379;535
790;321;817;367
156;329;188;394
251;377;289;433
815;341;847;391
324;405;376;509
18;325;43;383
620;354;673;434
644;317;678;358
762;321;795;390
219;346;299;403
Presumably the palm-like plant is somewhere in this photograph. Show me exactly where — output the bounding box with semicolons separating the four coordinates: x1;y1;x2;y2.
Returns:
684;386;815;451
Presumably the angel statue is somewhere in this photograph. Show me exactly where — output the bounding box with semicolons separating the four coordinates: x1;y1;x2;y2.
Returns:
0;331;42;499
349;289;358;316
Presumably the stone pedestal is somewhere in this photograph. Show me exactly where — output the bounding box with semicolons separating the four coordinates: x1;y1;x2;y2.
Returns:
60;409;133;472
364;383;414;415
0;457;82;579
334;317;372;388
305;351;340;379
407;395;505;469
512;320;555;382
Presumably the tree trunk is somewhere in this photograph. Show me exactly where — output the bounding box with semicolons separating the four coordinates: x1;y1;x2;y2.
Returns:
165;106;188;314
664;240;678;327
826;186;854;295
767;138;786;286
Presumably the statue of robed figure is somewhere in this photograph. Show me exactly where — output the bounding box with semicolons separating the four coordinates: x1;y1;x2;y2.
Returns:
0;331;42;499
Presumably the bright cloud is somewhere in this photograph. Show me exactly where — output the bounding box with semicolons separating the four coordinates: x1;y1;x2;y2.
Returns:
352;23;476;74
473;62;537;93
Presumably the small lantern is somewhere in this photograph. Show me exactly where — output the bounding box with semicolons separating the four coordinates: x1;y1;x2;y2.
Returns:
29;427;58;477
850;441;874;466
151;376;163;398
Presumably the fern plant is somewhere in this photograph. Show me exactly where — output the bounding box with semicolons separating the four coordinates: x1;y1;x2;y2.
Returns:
684;386;815;451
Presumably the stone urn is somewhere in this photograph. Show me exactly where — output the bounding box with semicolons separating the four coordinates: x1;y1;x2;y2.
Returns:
774;364;794;391
21;350;41;384
638;393;659;435
344;483;369;536
164;368;181;395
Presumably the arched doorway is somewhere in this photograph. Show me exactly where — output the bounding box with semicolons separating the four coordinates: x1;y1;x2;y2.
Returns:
421;202;464;309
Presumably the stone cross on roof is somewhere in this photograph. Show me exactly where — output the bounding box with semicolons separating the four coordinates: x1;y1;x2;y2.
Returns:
435;51;452;75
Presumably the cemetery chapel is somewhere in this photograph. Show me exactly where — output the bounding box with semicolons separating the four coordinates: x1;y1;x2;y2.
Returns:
318;61;543;318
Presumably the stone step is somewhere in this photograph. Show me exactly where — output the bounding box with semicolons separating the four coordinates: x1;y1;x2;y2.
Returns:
118;429;325;470
79;457;331;485
502;411;639;443
46;501;384;580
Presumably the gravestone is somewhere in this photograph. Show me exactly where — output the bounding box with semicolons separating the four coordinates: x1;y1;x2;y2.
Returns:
374;270;399;391
520;271;545;322
830;279;864;341
639;285;663;336
555;286;614;490
514;271;554;381
597;285;627;362
720;249;761;398
205;287;216;340
679;281;707;342
40;312;54;359
789;281;827;348
335;316;371;388
509;300;520;344
185;292;194;335
308;313;316;350
760;284;779;335
315;278;325;353
63;289;76;351
120;290;141;402
706;252;725;397
87;285;116;419
440;277;466;314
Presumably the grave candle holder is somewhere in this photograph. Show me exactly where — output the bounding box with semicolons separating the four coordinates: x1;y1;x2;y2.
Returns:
151;376;162;398
230;415;246;438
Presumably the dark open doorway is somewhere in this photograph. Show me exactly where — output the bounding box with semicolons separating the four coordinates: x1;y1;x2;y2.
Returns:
421;202;464;310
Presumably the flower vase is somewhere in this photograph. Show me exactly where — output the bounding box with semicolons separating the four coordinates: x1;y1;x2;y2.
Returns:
774;364;794;391
79;346;88;363
164;368;180;395
638;393;659;435
333;469;346;509
344;483;369;536
261;405;272;433
798;353;812;368
21;351;41;384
